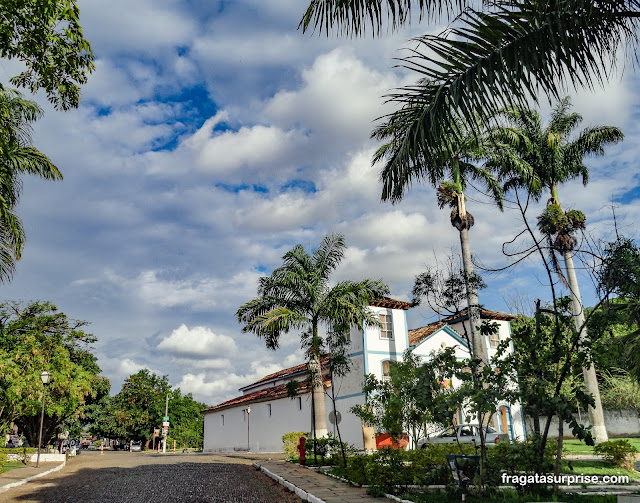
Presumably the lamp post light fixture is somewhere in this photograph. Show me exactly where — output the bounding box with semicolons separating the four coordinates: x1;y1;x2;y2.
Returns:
246;407;251;452
36;371;52;468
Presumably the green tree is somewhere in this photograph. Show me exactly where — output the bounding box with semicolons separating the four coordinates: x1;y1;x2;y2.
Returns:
300;0;638;161
376;113;503;366
166;390;207;450
237;233;389;440
490;97;623;443
509;301;598;478
0;88;63;282
352;349;454;448
86;395;127;441
0;0;95;110
0;301;105;446
595;237;640;381
112;369;171;447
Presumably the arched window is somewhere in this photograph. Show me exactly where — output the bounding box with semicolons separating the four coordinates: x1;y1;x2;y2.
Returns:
382;360;391;382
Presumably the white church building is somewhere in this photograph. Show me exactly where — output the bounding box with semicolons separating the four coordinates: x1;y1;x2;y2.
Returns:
202;297;526;452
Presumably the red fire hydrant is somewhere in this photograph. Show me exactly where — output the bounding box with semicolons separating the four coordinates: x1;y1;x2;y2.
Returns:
296;436;307;465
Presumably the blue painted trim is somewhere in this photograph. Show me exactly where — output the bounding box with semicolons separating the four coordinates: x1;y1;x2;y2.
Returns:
346;351;364;358
363;326;369;376
411;325;470;350
366;350;406;356
335;392;365;401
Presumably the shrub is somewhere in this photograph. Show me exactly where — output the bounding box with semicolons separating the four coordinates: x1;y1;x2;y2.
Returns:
485;437;557;489
345;454;369;486
365;448;411;496
594;440;638;470
339;444;479;495
282;431;309;460
303;433;357;466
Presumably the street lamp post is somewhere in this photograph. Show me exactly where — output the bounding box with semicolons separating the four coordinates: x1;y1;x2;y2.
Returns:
246;407;251;451
36;371;52;468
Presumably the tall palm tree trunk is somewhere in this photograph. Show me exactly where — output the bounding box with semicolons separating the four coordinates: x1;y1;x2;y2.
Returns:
459;226;488;366
309;355;328;438
563;250;608;443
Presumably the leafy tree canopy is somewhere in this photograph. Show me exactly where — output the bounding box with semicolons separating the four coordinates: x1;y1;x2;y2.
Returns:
0;0;95;109
0;300;106;446
91;370;207;449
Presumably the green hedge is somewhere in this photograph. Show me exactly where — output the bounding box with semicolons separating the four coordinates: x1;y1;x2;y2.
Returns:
343;444;476;496
336;440;559;496
0;447;37;469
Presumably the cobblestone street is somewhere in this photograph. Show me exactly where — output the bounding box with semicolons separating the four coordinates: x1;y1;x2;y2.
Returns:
0;451;302;503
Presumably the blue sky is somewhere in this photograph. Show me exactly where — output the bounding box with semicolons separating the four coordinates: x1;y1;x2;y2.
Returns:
0;0;638;406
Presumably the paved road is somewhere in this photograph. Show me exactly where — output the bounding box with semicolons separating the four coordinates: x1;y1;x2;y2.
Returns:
0;451;302;503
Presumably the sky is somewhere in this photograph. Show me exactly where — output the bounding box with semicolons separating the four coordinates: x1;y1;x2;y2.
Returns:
0;0;638;407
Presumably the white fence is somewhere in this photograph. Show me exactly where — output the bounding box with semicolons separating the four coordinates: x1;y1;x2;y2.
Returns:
525;408;640;438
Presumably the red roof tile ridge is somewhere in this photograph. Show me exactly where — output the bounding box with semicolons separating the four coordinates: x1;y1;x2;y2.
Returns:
241;356;331;389
371;296;412;310
204;378;331;413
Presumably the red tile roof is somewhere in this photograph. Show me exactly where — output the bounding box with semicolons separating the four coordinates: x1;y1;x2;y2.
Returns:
408;322;446;346
371;296;412;310
203;378;331;413
244;356;330;389
408;309;516;346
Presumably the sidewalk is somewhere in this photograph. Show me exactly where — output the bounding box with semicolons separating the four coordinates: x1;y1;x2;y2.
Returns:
256;460;380;503
0;462;65;492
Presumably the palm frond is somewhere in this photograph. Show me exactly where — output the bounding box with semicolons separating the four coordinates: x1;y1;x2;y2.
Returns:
376;0;638;177
322;278;390;329
313;233;346;282
299;0;468;36
565;126;624;175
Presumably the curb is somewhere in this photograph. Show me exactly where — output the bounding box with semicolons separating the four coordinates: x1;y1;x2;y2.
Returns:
0;460;66;493
254;462;326;503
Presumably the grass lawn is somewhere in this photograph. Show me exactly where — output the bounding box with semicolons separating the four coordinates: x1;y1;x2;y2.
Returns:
561;459;638;479
563;438;640;455
1;461;27;474
401;490;620;503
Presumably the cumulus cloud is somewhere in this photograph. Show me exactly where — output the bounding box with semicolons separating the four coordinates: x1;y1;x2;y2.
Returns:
157;324;237;360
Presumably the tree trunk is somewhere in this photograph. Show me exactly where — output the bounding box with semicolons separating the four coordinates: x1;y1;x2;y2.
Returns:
459;227;488;365
309;356;328;438
562;249;608;443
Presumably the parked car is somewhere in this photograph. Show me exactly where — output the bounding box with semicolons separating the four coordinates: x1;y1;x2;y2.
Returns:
130;441;142;452
418;424;508;448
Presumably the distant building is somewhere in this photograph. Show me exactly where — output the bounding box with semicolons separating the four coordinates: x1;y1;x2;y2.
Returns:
202;299;526;452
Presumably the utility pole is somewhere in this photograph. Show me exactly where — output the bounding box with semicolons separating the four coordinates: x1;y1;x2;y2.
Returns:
162;393;171;454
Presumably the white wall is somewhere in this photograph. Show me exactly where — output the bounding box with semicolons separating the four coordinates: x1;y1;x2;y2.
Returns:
203;388;368;452
525;409;640;438
364;306;409;381
204;394;312;452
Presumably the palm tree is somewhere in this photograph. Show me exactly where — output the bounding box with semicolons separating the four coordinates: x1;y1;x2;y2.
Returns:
236;233;389;439
300;0;638;172
376;113;502;365
0;88;63;282
490;97;623;443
